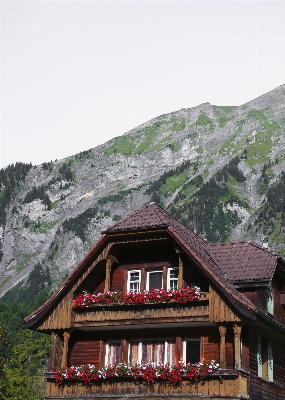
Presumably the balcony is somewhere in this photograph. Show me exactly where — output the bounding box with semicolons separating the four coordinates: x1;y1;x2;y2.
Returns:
44;369;249;399
71;292;210;327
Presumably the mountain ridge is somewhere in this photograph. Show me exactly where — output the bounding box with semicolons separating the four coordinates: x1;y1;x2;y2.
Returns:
0;84;285;298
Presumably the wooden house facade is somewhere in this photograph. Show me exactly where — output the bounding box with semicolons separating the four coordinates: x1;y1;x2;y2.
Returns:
24;203;285;399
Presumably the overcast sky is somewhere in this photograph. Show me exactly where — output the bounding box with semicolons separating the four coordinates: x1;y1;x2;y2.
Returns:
1;0;285;169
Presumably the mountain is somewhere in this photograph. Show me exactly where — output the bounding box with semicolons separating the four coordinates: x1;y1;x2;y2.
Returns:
1;84;285;299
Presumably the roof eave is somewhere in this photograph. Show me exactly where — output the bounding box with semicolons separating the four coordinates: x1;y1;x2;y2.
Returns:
24;234;110;329
101;225;169;234
167;228;256;319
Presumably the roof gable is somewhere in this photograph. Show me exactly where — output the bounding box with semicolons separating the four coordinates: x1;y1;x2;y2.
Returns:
24;203;259;328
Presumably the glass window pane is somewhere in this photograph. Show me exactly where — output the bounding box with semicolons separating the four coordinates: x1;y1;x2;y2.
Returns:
128;271;140;292
186;340;200;363
168;268;178;290
106;342;121;365
148;272;163;289
141;340;165;364
166;340;175;364
129;341;140;364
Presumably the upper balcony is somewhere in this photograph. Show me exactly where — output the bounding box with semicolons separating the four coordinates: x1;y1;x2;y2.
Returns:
71;289;210;327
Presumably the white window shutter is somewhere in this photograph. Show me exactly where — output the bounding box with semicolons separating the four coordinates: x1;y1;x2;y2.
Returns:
267;281;274;314
257;336;262;378
268;341;273;382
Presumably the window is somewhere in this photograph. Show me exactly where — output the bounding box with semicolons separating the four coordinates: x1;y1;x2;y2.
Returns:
105;341;121;365
267;281;274;314
129;339;175;365
257;336;273;381
147;270;163;290
128;270;141;292
168;268;178;290
183;339;200;364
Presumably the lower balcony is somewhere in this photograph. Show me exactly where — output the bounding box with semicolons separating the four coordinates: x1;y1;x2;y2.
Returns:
44;369;249;400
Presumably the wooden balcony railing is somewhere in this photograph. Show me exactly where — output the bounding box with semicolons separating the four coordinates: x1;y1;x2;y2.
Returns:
71;292;210;327
44;369;249;399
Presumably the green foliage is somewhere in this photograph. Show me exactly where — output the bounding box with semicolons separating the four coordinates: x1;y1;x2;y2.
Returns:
166;142;180;152
22;217;56;234
104;135;136;156
216;155;246;183
0;162;33;225
171;119;186;131
98;187;135;205
146;160;193;198
74;149;93;161
42;161;53;172
176;175;204;201
0;325;9;400
254;171;285;240
213;106;236;128
195;113;213;127
16;254;33;273
5;330;50;400
0;262;52;399
58;163;74;181
134;125;160;155
169;176;244;243
63;207;99;241
23;185;51;210
104;121;168;156
160;170;189;197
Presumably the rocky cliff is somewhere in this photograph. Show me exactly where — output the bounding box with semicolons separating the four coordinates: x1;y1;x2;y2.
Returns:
1;84;285;298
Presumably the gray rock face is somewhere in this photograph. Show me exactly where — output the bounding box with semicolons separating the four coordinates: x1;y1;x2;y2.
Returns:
1;85;285;297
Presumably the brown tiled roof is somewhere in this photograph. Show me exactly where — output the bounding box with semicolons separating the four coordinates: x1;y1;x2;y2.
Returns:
105;202;177;231
107;203;257;317
210;242;278;281
24;203;282;328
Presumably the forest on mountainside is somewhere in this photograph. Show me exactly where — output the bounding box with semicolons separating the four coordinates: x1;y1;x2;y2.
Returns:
0;264;52;399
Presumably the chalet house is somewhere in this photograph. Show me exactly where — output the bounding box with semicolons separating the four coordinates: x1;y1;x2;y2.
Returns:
24;203;285;400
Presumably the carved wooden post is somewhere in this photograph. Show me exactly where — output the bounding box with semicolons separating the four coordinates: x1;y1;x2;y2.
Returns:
49;332;58;371
177;251;183;290
104;258;112;293
233;323;242;370
218;325;227;369
61;331;71;368
120;339;128;364
175;336;183;364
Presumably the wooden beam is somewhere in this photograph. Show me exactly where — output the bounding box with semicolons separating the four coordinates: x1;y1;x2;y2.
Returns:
121;339;128;363
175;336;183;364
218;325;227;369
141;268;146;292
48;332;58;371
163;265;167;290
61;330;71;368
177;252;183;290
107;254;119;264
104;258;112;292
233;323;242;370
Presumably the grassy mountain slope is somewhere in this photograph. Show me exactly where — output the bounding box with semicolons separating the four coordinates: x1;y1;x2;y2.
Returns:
1;84;285;300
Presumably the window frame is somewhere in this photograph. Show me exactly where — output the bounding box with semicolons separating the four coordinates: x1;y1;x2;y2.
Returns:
127;270;141;292
128;338;175;365
183;338;201;364
146;269;163;291
267;281;274;314
105;340;122;366
167;267;178;290
257;335;273;382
